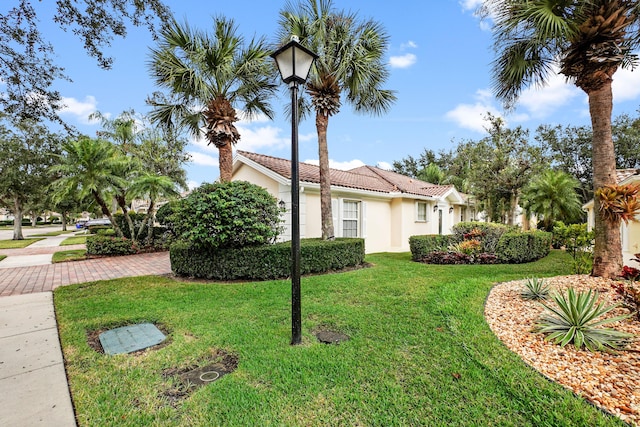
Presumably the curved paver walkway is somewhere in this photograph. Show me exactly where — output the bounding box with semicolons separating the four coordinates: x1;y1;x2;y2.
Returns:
0;244;86;256
0;252;172;296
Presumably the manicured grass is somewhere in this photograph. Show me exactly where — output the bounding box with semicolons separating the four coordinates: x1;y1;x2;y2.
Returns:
60;236;87;246
54;251;625;427
52;250;87;263
0;255;6;262
0;238;44;249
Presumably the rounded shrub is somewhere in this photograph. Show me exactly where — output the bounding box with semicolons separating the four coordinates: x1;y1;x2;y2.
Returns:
173;181;281;250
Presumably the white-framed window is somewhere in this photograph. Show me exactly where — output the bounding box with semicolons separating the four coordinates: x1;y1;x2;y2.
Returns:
333;198;366;238
342;200;360;237
416;201;428;222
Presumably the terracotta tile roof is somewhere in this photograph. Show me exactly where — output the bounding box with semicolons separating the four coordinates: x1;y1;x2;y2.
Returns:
236;150;455;198
616;169;639;184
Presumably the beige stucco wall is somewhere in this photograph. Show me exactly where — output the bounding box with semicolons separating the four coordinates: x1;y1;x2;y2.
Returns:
624;218;640;267
233;164;280;196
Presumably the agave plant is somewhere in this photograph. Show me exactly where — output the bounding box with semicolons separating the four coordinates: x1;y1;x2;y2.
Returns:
520;277;550;301
535;288;634;352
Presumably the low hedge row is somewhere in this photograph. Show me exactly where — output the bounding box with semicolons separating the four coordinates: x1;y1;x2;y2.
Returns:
495;231;552;263
410;230;552;264
170;238;365;280
408;235;453;261
86;235;138;256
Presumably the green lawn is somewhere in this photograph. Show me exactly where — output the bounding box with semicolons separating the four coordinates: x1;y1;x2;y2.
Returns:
0;238;44;249
52;249;87;263
0;255;6;262
60;236;87;246
54;251;625;427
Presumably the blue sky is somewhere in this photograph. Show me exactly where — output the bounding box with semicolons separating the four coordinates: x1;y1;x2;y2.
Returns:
31;0;640;188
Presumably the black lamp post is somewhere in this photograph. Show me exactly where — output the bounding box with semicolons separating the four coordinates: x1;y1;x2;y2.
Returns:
271;36;317;345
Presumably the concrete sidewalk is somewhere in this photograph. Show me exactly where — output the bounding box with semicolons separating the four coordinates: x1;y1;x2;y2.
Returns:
0;293;76;426
0;248;172;426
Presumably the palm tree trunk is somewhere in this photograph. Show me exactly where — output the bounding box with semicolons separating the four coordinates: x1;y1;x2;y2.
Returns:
589;82;621;278
316;112;334;240
92;190;124;238
219;142;233;182
116;193;137;242
12;196;24;240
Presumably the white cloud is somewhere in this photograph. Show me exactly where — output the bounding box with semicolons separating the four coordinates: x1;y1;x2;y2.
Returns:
445;89;502;133
187;180;200;190
516;72;581;118
304;158;366;170
613;67;640;102
59;96;100;124
376;161;392;170
235;124;289;151
389;53;417;69
189;151;219;167
459;0;483;11
400;41;418;50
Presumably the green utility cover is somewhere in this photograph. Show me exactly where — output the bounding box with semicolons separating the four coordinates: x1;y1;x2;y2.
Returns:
99;323;166;355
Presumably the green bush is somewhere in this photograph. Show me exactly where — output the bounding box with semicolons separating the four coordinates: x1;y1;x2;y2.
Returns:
452;221;512;253
88;225;112;234
155;201;178;233
495;231;552;263
113;212;147;240
172;181;282;250
86;235;138;256
408;235;454;261
171;238;365;280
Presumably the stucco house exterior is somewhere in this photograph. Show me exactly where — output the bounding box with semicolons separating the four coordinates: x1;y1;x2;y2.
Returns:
583;168;640;267
232;150;476;254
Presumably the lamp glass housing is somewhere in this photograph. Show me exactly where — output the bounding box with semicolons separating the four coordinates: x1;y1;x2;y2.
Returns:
271;39;317;85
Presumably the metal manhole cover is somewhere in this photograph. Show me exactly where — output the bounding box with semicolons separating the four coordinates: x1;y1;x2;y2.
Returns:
99;323;166;355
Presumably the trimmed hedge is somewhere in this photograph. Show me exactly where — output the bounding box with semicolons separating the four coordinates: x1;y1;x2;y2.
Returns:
86;235;138;256
495;231;552;263
171;238;365;280
408;235;454;261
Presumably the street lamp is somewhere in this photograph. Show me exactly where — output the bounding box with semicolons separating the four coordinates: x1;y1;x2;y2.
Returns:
271;36;317;345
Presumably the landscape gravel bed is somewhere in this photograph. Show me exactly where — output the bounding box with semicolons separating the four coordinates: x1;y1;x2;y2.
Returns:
485;275;640;426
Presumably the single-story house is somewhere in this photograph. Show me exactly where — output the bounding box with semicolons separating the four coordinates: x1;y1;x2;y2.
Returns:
583;168;640;267
232;150;476;253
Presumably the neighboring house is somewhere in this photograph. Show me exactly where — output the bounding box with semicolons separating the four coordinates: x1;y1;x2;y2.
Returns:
583;169;640;267
232;150;476;254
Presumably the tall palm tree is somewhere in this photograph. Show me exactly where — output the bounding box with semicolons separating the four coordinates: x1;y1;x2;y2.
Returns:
521;169;583;231
148;16;277;182
51;137;129;237
485;0;640;278
279;0;396;239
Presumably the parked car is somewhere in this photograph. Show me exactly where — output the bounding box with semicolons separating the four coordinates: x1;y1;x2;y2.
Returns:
84;218;112;229
75;220;88;229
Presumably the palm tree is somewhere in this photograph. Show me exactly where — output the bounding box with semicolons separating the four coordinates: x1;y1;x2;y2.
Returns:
148;17;277;182
521;170;583;231
278;0;396;239
51;137;129;237
485;0;640;278
129;173;180;245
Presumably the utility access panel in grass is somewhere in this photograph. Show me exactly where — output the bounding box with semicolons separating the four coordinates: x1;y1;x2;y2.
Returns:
99;323;166;355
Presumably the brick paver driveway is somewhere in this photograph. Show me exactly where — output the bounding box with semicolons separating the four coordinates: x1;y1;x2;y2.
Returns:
0;252;172;296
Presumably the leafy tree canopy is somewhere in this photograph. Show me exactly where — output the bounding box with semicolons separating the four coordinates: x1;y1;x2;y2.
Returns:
0;0;170;121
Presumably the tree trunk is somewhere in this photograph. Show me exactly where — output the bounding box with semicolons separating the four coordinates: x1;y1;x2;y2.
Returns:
31;212;37;227
218;142;233;182
589;82;621;278
92;190;124;237
316;112;334;240
61;212;67;231
12;197;24;240
116;193;136;242
143;199;156;247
